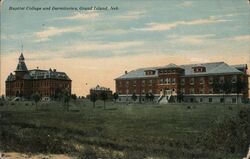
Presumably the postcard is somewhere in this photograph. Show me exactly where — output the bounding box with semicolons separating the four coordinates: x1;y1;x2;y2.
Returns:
0;0;250;158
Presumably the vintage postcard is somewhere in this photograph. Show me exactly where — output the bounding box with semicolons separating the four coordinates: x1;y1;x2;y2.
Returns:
0;0;250;159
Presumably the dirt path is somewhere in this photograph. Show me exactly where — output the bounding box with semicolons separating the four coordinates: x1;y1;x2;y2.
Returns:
0;152;75;159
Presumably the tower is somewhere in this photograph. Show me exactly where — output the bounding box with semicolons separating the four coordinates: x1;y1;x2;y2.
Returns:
15;53;28;79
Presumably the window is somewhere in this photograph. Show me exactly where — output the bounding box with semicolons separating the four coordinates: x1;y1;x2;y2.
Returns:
164;78;168;84
199;77;204;84
231;75;237;83
199;88;204;94
126;89;129;94
160;79;164;84
181;78;185;85
172;78;176;84
142;80;145;85
149;79;153;85
219;76;224;84
209;98;213;103
148;89;152;93
133;80;137;85
220;98;224;103
200;98;203;102
209;88;213;94
232;98;236;103
190;98;194;103
209;77;213;84
190;88;195;94
180;88;185;94
142;89;145;94
190;78;194;85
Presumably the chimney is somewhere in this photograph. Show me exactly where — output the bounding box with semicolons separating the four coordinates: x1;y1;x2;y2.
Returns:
125;70;128;74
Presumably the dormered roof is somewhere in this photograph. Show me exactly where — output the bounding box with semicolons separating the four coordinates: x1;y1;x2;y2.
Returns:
116;67;159;79
115;62;245;80
6;69;71;82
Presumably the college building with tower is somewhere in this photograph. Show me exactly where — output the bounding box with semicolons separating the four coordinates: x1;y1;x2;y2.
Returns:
115;62;249;104
5;53;72;99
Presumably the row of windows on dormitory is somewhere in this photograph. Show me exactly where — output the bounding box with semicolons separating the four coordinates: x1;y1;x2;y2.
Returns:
118;87;241;95
180;87;240;94
190;97;238;103
118;75;238;87
180;76;238;85
118;89;153;94
7;82;69;88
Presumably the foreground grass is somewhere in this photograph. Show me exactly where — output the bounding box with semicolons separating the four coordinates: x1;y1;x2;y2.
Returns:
0;100;248;159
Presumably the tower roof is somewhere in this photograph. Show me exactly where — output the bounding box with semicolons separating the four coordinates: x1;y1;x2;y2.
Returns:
15;53;28;72
19;53;25;60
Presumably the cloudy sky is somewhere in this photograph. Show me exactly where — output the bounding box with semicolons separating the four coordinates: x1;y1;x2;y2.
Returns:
1;0;249;96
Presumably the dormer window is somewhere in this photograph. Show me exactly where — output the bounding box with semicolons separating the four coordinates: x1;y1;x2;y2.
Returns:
145;70;156;75
192;66;206;73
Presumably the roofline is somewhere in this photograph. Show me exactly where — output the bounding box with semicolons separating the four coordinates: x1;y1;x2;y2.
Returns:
115;76;158;80
180;72;244;77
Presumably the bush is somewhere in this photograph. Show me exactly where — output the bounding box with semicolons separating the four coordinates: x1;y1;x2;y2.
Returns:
201;107;250;154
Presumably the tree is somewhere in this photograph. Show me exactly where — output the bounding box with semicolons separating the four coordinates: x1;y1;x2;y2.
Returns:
221;80;232;104
54;88;63;101
71;94;77;103
131;93;137;102
100;92;108;109
31;92;41;111
63;89;71;111
90;92;97;108
233;79;246;104
149;93;155;102
145;93;150;102
113;92;119;102
212;78;222;94
177;91;184;103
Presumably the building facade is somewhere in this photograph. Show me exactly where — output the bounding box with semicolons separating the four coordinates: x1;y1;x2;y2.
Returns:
5;53;72;99
115;62;249;104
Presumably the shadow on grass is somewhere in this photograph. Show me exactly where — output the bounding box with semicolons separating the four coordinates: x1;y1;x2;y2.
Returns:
154;106;162;108
104;108;118;111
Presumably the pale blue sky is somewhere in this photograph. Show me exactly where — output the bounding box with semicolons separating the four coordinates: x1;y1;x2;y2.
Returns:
1;0;249;59
1;0;250;95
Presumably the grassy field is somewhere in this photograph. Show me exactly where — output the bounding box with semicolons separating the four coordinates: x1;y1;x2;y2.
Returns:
0;100;249;159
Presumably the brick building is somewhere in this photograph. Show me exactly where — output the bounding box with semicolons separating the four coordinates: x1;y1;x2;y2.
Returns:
5;53;71;99
89;85;113;99
115;62;249;104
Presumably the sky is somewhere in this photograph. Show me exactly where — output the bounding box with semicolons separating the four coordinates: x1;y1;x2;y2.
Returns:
0;0;250;96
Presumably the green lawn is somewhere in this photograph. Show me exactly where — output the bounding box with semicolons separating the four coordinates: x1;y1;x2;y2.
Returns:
0;100;249;159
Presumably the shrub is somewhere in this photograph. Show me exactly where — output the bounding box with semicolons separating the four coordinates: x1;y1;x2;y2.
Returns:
201;107;250;154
